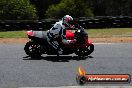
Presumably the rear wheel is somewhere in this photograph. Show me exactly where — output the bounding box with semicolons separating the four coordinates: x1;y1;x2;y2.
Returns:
75;44;94;56
24;41;42;57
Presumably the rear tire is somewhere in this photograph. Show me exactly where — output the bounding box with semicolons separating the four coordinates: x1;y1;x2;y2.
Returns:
75;44;94;56
24;41;42;57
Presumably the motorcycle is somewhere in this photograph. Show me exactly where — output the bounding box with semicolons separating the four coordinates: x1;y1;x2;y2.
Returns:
24;27;94;57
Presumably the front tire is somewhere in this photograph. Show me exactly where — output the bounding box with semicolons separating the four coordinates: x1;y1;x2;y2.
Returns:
24;41;42;57
75;44;94;56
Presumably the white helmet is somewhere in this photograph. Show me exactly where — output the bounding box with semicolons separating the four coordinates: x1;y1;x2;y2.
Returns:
62;15;74;27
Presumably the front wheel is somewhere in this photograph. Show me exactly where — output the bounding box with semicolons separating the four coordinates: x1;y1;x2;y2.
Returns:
75;44;94;56
24;41;42;57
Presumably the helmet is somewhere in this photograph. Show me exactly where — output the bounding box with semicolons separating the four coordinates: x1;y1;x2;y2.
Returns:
62;15;74;28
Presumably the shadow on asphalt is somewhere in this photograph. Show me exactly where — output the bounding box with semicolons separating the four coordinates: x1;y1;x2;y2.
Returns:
23;55;93;62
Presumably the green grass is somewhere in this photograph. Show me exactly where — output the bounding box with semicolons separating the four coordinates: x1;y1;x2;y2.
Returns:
0;28;132;38
87;28;132;38
0;31;26;38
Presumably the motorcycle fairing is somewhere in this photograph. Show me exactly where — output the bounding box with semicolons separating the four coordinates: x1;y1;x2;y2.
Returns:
87;39;93;45
66;30;74;40
27;30;47;40
33;31;46;39
66;30;93;47
27;30;34;36
83;37;93;45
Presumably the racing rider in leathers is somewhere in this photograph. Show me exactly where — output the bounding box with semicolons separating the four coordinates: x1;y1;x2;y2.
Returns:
46;15;76;55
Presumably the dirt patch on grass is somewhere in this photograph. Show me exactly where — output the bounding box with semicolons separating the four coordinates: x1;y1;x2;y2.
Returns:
90;37;132;43
0;37;132;44
0;38;29;44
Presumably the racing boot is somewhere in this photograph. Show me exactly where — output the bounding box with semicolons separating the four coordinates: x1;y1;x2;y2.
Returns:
57;48;63;56
58;48;63;54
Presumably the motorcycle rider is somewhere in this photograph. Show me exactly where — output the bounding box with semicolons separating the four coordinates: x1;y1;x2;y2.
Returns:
46;15;76;55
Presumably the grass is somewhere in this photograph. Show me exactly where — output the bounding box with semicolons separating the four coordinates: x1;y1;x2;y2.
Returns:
87;28;132;38
0;31;26;38
0;28;132;38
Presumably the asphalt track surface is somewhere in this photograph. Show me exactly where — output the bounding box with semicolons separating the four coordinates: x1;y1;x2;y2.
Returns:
0;43;132;87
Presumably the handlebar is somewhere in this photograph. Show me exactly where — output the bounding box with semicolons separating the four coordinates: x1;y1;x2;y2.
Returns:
74;26;85;33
